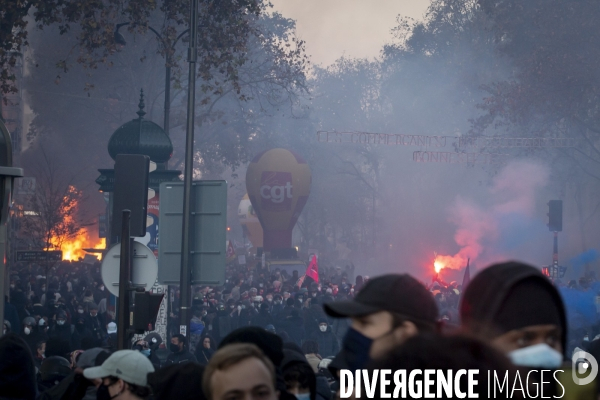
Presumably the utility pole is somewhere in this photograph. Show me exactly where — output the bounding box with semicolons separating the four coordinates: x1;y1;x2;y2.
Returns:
178;0;198;340
117;210;131;350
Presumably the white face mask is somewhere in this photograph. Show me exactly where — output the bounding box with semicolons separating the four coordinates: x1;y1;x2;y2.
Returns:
38;319;46;327
295;393;311;400
77;309;84;314
319;325;327;332
57;320;65;326
24;327;31;335
508;343;563;369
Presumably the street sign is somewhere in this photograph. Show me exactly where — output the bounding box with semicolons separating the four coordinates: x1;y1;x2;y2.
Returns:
101;242;158;297
158;181;227;285
16;177;35;195
16;250;62;262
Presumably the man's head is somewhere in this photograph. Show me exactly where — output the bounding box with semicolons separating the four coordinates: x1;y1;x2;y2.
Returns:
83;350;154;399
324;274;438;369
22;317;36;335
170;334;185;353
368;333;519;399
318;320;328;333
203;343;278;400
460;261;566;368
36;341;46;358
88;303;98;317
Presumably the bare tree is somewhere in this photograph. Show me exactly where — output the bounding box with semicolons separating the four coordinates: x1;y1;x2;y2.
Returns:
19;148;89;256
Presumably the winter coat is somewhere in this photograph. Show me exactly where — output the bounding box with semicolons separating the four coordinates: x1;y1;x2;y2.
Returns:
164;350;197;366
310;328;339;358
47;323;81;352
194;347;215;366
251;311;274;328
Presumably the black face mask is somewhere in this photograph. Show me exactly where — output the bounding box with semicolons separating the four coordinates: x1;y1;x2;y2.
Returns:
170;343;181;353
338;327;374;370
96;383;120;400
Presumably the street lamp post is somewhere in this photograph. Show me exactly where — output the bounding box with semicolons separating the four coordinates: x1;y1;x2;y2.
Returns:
114;23;189;169
178;0;198;341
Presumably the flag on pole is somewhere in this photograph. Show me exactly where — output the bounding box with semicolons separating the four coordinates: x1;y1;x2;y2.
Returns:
295;275;306;288
226;240;235;259
458;258;470;307
305;255;319;283
462;258;471;290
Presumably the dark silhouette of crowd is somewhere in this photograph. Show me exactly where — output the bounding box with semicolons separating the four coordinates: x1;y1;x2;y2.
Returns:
2;259;600;399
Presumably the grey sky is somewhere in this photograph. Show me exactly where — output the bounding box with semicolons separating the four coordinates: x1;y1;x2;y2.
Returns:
270;0;431;66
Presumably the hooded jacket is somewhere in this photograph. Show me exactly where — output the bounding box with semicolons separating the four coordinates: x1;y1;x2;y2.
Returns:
0;333;37;400
460;261;567;354
309;325;339;358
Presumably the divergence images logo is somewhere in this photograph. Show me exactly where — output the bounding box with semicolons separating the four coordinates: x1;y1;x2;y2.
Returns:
260;171;293;212
572;350;598;385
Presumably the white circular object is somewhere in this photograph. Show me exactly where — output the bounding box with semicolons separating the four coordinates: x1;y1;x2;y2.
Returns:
101;242;158;297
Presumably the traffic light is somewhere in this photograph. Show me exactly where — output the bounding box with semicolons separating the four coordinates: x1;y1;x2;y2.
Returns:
132;291;164;333
548;200;563;232
112;154;150;238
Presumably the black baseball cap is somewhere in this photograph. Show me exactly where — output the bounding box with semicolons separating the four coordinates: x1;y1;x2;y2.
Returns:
324;274;438;326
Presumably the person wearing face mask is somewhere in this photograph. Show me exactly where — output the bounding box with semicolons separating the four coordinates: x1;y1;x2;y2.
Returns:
195;334;216;366
460;261;567;369
282;349;317;400
20;316;45;354
48;310;81;352
143;333;163;370
309;319;338;358
324;274;439;372
38;316;50;335
76;304;86;316
165;334;197;366
132;339;152;359
83;349;154;400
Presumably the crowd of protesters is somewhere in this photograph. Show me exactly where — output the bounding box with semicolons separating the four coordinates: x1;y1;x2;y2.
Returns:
2;257;600;399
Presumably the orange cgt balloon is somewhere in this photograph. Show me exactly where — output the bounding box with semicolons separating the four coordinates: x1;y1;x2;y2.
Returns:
246;149;311;251
238;193;264;249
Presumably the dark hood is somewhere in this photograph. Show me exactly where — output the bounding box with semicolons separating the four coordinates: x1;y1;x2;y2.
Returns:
219;327;284;366
148;362;206;400
460;261;567;354
0;333;37;399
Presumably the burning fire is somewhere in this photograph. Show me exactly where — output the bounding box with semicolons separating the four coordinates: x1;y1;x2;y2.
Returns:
434;259;445;274
44;185;106;261
51;229;105;261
